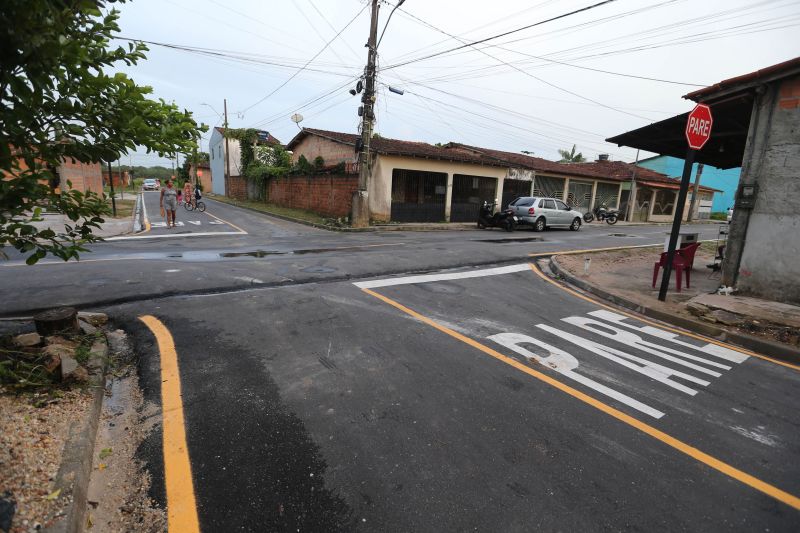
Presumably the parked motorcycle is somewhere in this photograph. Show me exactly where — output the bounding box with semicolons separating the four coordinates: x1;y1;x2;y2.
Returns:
583;205;619;225
478;200;516;231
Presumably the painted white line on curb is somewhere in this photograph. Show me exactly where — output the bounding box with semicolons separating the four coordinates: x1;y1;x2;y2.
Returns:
353;263;530;289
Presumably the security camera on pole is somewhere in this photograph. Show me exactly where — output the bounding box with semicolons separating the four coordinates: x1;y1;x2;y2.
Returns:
658;103;713;301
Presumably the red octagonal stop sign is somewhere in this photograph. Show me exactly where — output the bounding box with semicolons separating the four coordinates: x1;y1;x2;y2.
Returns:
685;103;713;150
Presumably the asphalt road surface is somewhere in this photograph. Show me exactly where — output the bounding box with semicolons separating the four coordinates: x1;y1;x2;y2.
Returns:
2;196;797;531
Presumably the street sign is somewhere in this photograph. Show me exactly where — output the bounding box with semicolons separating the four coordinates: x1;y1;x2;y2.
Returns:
685;104;713;150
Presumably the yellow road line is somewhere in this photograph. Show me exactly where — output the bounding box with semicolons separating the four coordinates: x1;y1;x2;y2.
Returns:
138;315;201;533
360;287;800;511
204;210;248;234
528;262;800;371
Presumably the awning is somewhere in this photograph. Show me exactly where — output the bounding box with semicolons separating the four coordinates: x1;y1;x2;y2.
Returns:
606;94;753;170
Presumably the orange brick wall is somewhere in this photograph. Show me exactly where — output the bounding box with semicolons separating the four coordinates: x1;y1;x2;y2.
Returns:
58;159;103;194
227;175;248;201
268;174;358;217
777;75;800;110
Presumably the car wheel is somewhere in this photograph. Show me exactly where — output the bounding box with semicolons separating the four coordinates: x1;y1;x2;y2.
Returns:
570;217;581;231
534;217;546;232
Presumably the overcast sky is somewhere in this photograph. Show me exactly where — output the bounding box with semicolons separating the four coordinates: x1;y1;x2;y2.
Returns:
110;0;800;169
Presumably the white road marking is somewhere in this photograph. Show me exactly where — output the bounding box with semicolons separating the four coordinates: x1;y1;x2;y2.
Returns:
489;332;665;418
164;269;181;273
105;231;246;241
353;263;530;289
188;221;201;225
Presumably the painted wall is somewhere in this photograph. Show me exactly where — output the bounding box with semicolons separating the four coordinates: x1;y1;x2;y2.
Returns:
735;75;800;303
638;155;738;212
371;154;507;221
209;129;244;196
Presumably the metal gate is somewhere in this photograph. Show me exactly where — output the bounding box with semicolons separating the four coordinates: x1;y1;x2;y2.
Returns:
567;180;593;214
390;168;447;222
501;178;532;209
451;174;497;222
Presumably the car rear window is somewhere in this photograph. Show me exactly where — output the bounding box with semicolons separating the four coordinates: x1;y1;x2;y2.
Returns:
515;198;534;207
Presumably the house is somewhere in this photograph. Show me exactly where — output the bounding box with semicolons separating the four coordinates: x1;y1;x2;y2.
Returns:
638;155;738;214
102;169;131;188
285;128;717;224
607;57;800;303
208;127;281;196
188;162;212;192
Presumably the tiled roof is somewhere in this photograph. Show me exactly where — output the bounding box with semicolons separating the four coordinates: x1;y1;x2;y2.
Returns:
288;128;718;192
684;56;800;101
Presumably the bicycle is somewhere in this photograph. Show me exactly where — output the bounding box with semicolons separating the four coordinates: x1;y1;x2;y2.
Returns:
184;199;206;212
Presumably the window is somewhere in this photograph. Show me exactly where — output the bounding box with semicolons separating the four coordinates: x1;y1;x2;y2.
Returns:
539;199;547;208
653;189;677;215
555;200;569;210
543;199;556;209
513;197;534;207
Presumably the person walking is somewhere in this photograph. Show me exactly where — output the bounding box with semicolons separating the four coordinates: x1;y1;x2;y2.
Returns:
160;179;178;228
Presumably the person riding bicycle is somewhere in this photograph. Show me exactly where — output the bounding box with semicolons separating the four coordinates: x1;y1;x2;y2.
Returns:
193;186;202;207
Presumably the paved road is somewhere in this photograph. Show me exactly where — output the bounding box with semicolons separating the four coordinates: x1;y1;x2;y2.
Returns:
4;199;795;531
0;196;722;316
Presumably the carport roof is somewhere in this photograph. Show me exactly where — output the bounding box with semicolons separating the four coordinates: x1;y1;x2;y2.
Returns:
606;57;800;170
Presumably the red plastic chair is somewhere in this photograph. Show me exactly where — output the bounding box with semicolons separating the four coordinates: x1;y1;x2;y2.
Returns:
652;252;689;292
677;242;702;270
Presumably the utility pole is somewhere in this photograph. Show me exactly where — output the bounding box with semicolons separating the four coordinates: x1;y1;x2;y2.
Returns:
351;0;380;228
107;161;117;217
224;98;231;197
686;163;705;222
627;149;640;222
117;159;123;200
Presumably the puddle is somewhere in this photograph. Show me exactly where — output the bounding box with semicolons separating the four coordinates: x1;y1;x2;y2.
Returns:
301;266;337;273
221;250;287;258
474;237;542;243
608;233;639;237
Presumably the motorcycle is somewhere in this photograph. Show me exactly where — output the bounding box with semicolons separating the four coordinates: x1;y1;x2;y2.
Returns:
583;205;619;225
478;200;516;232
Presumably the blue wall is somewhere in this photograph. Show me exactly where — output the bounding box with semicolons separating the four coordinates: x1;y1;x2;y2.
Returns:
638;156;739;212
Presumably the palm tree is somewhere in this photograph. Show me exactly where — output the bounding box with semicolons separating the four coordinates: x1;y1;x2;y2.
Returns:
558;145;586;163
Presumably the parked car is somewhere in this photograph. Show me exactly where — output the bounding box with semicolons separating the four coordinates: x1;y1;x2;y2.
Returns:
508;196;583;231
142;178;160;191
727;206;734;223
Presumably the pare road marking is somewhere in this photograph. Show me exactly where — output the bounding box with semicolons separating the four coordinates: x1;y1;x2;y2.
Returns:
489;310;748;419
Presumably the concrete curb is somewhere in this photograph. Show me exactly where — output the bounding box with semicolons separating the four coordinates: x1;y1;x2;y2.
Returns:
44;335;109;533
547;255;800;365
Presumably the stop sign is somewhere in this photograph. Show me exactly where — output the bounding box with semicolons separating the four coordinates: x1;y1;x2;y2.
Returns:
685;103;713;150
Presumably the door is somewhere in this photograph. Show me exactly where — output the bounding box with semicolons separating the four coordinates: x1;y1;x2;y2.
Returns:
567;180;593;214
451;175;497;222
541;198;562;224
502;179;532;210
390;169;447;222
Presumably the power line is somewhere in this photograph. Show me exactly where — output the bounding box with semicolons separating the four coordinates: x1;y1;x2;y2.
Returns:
381;0;618;71
239;2;369;114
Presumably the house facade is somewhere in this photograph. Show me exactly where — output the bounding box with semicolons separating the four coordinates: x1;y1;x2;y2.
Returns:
208;127;280;196
285;128;716;224
638;155;738;214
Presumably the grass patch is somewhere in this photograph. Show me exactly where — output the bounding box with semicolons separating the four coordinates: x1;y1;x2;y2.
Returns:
107;198;136;219
710;212;727;221
211;195;331;225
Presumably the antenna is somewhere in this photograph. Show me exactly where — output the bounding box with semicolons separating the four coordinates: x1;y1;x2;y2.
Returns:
291;113;304;130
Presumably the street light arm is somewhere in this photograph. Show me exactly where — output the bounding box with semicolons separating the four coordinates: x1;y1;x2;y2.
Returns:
377;0;405;49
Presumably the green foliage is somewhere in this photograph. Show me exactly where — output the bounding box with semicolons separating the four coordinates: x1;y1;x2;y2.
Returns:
313;156;325;170
0;0;206;264
710;212;727;221
294;155;314;174
558;145;586;163
224;128;259;171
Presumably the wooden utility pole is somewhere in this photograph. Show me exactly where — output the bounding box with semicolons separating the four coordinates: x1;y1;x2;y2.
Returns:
107;161;116;217
224;98;231;197
686;163;705;222
350;0;380;228
626;149;640;221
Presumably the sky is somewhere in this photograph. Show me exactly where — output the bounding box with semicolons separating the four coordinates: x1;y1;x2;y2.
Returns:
109;0;800;168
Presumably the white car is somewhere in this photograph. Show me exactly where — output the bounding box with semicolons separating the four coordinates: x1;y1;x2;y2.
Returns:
142;178;160;191
727;207;733;223
508;196;584;232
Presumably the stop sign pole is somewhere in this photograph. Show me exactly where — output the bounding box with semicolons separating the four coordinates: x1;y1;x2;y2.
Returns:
658;103;713;301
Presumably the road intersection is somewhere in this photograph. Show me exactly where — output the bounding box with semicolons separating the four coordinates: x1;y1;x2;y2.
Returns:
2;196;797;531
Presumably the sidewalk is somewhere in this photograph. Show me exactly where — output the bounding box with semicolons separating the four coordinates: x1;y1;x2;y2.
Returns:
548;243;800;360
28;213;133;238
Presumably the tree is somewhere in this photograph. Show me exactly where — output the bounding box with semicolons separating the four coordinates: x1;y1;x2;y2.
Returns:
1;0;205;264
557;145;586;163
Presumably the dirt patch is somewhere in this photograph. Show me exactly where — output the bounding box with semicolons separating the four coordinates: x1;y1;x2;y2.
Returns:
0;389;92;532
84;370;165;532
